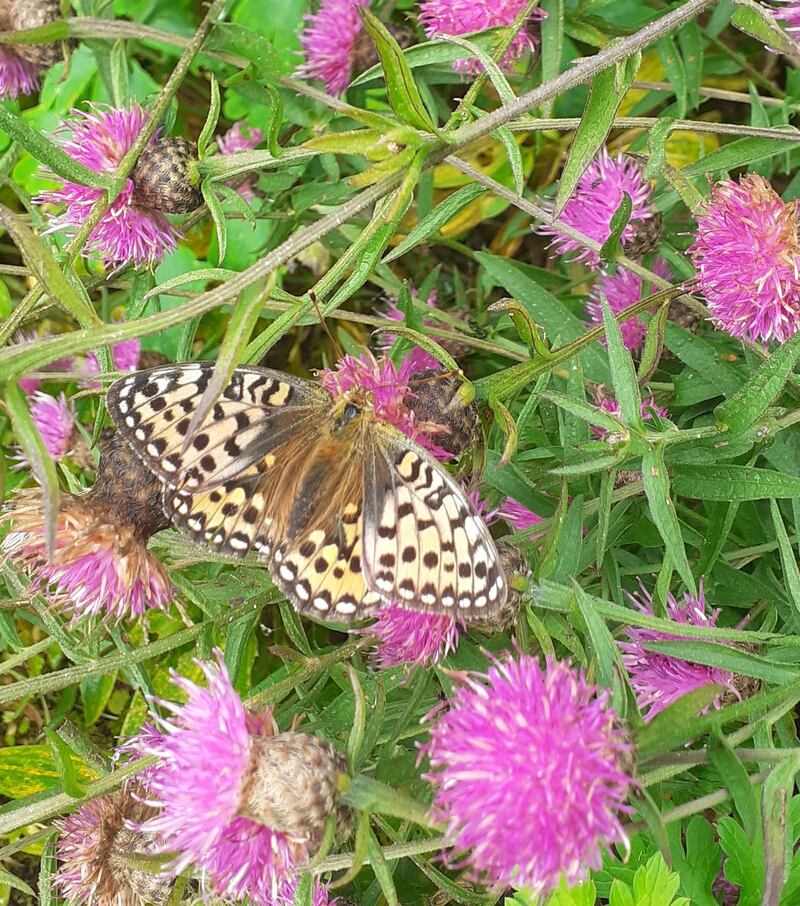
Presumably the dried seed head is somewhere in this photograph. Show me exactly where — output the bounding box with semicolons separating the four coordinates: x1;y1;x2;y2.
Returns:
91;432;171;542
404;370;480;457
239;732;347;846
471;540;529;632
56;785;172;906
623;210;663;258
8;0;63;66
131;137;202;214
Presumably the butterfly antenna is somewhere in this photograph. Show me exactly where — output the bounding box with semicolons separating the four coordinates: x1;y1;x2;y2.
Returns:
310;290;344;361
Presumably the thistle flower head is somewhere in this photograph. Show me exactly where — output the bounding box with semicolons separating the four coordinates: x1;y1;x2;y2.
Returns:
0;45;40;98
2;434;172;621
85;338;142;379
403;370;480;458
368;602;464;669
421;652;633;894
296;0;370;95
56;786;171;906
35;105;179;267
768;1;800;34
593;387;667;438
688;173;800;343
541;150;657;267
587;259;672;353
619;582;739;720
318;352;450;458
418;0;546;73
498;498;542;533
130;653;346;903
277;878;339;906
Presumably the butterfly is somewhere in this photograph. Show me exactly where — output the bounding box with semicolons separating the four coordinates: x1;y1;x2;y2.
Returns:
106;363;507;623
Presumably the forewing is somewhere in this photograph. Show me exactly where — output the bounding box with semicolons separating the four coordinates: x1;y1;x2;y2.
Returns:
106;363;326;490
363;427;506;618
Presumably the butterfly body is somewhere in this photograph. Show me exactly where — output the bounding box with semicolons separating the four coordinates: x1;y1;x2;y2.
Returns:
107;363;506;622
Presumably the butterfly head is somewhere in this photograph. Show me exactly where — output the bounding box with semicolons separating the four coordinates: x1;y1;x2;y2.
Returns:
331;386;375;434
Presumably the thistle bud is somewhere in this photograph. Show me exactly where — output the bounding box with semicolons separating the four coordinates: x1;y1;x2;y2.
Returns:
131;137;202;214
8;0;63;67
404;370;480;457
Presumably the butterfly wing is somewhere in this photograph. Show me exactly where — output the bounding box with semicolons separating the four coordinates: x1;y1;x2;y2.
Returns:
362;425;507;618
106;363;327;491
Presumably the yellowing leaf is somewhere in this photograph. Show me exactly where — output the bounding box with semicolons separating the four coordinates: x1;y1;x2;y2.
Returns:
0;745;99;799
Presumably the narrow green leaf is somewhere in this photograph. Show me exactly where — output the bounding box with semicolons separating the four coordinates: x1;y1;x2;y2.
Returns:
644;116;676;180
600;294;642;429
80;671;118;727
202;182;228;266
645;640;798;684
677;20;703;109
673;465;800;501
145;267;238;299
761;756;800;906
599;191;632;264
367;825;399;906
596;466;616;570
207;22;278;80
637;301;669;384
183;279;267;447
435;33;516;103
5;382;59;557
683;134;800;178
731;0;800;57
632;788;673;868
641;445;695;593
715;331;800;435
554;54;639;216
635;685;725;752
769;500;800;629
0;868;35;898
109;39;130;107
656;36;687;118
495;125;524;195
359;9;438;133
197;75;221;158
342;775;433;828
571;580;623;693
45;730;86;799
384;183;486;263
540;390;623;433
709;731;758;841
347;666;368;773
539;0;564;118
37;834;57;906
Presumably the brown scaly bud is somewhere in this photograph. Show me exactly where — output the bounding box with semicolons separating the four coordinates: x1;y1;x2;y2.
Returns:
1;433;172;621
623;211;663;258
240;732;347;846
8;0;64;67
55;784;172;906
131;137;202;215
404;370;480;457
471;540;530;632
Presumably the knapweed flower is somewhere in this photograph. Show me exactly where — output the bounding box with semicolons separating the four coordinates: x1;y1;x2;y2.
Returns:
217;121;265;202
619;583;739;721
419;0;546;73
688;173;800;343
27;392;75;462
85;337;142;378
368;602;464;669
769;1;800;35
129;652;346;904
56;785;171;906
421;653;633;893
498;498;542;534
296;0;369;95
0;44;41;98
587;259;672;353
541;150;657;267
1;434;172;621
592;387;668;438
318;352;451;459
35;105;180;267
277;877;339;906
0;0;64;98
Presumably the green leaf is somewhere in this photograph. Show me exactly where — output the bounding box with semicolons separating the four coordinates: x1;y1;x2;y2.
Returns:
206;22;278;81
384;183;487;263
542;389;624;433
709;731;759;841
656;36;687;118
109;39;130;107
641;445;695;593
367;825;399;906
45;731;87;799
770;500;800;630
197;75;221;159
715;331;800;435
554;53;639;216
342;775;433;828
682;134;800;178
672;465;800;501
539;0;564;118
0;868;35;898
731;0;800;57
202;181;228;266
677;20;703;109
599;192;632;264
571;580;624;696
495;125;524;195
80;671;118;727
643;640;799;684
761;756;800;905
600;294;642;428
358;9;438;134
636;685;724;753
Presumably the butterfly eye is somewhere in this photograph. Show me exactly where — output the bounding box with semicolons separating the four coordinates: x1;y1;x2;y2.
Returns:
342;402;360;424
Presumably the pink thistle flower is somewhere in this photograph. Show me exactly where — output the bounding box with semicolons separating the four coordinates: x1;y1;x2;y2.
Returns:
619;583;739;721
497;498;542;533
129;653;345;904
35;105;178;267
55;785;170;906
688;173;800;343
217;121;265;202
277;878;339;905
296;0;369;95
0;45;40;99
318;352;450;459
421;653;633;894
587;259;672;353
418;0;546;74
85;337;142;377
592;388;668;438
541;150;657;267
368;602;464;669
768;1;800;34
28;392;75;462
